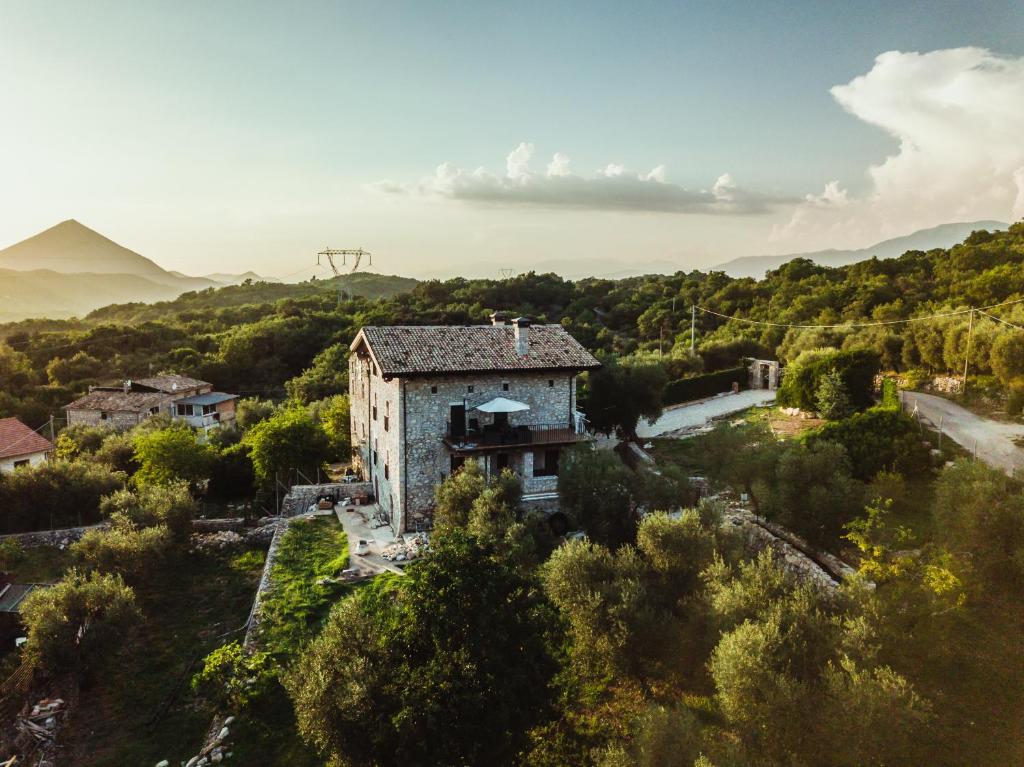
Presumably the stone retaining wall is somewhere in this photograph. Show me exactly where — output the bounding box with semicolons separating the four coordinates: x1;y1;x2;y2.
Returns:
0;523;106;548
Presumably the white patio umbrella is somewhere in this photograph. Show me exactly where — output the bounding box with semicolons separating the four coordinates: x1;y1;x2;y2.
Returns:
473;397;530;413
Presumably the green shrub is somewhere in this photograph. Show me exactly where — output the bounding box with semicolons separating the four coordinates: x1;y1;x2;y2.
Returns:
99;481;197;543
1007;386;1024;417
778;348;880;412
192;641;277;710
808;408;932;481
816;369;853;420
880;377;900;410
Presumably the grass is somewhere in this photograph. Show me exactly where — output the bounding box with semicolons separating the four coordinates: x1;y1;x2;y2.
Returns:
228;516;362;767
257;515;350;656
56;546;265;767
2;544;73;583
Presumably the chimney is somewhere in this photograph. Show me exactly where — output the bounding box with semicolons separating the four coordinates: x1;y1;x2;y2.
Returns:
489;310;511;326
512;317;531;355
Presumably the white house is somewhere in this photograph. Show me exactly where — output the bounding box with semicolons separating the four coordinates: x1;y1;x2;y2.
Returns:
349;315;600;534
0;417;53;473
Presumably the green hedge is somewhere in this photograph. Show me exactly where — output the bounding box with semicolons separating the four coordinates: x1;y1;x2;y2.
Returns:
664;366;748;405
777;349;880;412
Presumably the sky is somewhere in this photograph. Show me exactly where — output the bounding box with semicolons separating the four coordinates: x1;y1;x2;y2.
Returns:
1;0;1023;279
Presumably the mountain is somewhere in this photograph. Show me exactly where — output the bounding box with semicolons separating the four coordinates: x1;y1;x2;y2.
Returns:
203;271;278;285
717;220;1010;279
0;220;223;320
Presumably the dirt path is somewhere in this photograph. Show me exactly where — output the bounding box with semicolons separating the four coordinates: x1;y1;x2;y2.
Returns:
636;389;776;438
905;391;1024;475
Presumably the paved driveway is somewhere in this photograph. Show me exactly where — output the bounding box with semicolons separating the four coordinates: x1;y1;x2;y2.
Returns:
637;389;776;438
904;391;1024;476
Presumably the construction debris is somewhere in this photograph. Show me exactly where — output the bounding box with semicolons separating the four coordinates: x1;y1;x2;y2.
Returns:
14;697;65;752
381;533;430;563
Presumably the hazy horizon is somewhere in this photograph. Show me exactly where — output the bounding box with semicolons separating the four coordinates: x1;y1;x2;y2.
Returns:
3;1;1024;280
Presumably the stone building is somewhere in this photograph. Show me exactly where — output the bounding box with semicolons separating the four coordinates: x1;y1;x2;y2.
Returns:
64;374;235;431
0;417;53;473
349;316;600;534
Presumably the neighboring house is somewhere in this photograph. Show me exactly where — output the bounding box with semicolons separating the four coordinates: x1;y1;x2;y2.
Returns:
64;374;236;432
173;391;238;433
349;315;600;534
0;417;53;473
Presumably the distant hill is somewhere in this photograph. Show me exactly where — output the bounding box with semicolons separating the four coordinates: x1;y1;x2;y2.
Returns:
0;220;222;320
717;220;1010;278
203;271;278;285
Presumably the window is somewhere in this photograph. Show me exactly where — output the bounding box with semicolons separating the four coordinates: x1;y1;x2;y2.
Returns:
450;455;466;474
150;407;159;415
548;379;555;387
372;405;378;421
467;385;474;393
100;412;109;421
384;402;390;431
502;382;509;391
13;459;30;470
384;463;389;480
384;415;389;432
533;448;560;477
430;385;438;394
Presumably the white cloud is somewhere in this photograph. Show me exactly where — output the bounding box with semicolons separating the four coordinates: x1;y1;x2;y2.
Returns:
773;47;1024;249
372;142;791;215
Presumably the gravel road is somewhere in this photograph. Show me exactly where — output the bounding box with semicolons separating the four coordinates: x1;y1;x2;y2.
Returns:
904;391;1024;475
636;389;776;438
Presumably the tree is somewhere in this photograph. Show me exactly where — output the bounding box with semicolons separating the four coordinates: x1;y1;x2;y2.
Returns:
100;481;198;543
816;368;853;419
235;397;278;430
20;569;140;678
132;423;216;488
242;406;332;484
990;332;1024;385
286;530;558;767
558;447;636;548
72;524;172;586
585;356;667;439
933;459;1024;594
285;342;351;403
0;460;124;533
433;459;487;528
45;351;103;386
309;394;352;461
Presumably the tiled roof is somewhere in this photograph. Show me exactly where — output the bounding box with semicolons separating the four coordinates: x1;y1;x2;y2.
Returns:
132;374;209;393
0;417;53;460
64;390;168;413
354;325;600;376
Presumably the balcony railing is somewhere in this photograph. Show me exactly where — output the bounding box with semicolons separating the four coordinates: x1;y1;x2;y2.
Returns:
444;421;588;451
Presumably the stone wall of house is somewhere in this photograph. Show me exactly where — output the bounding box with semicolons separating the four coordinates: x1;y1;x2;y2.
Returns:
66;409;146;430
349;354;404;530
401;371;576;519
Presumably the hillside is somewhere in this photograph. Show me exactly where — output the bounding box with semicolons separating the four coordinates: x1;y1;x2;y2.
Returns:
0;220;219;319
718;220;1009;278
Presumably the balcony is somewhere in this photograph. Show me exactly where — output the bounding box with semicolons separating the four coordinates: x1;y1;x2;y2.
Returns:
443;421;589;452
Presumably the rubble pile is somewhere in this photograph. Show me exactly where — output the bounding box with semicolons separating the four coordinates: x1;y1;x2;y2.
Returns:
381;533;430;562
190;530;244;552
15;697;64;752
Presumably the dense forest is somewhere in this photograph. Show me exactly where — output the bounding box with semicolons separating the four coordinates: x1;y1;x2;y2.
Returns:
2;223;1023;431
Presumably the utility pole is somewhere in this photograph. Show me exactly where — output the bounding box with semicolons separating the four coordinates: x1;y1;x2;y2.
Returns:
961;308;975;396
690;305;696;354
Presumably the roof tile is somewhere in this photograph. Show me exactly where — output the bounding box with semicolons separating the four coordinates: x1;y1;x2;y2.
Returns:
0;417;53;460
355;324;599;376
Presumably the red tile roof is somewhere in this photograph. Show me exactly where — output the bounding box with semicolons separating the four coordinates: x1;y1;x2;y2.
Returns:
353;324;600;377
0;417;53;460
